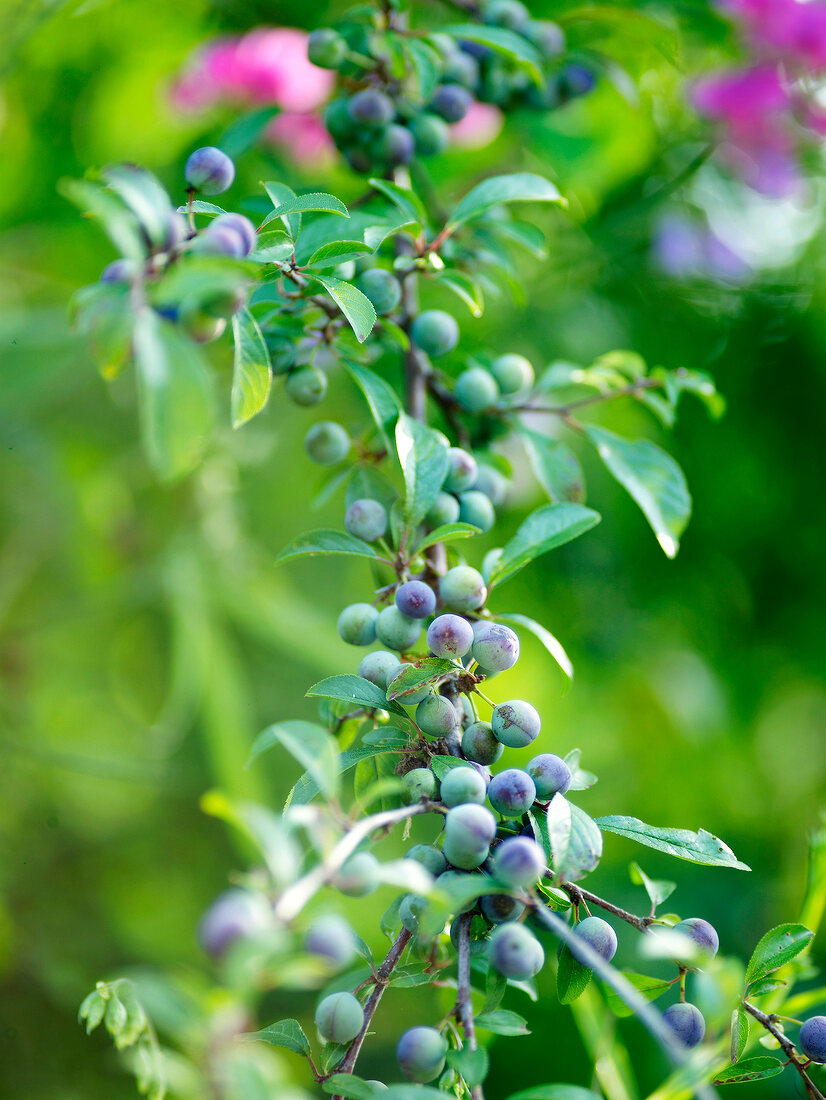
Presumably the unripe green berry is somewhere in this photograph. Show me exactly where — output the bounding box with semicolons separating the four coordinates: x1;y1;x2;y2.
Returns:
285;365;327;406
338;603;379;646
315;992;364;1043
305;421;350;465
455;367;500;413
490;353;535;394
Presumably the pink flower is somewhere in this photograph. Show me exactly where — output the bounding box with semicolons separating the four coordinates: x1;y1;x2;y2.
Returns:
171;28;333;114
265;112;335;164
721;0;826;71
449;102;504;150
691;65;805;194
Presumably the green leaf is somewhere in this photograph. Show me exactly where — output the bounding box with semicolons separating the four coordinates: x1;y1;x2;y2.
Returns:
247;1018;311;1057
306;274;376;344
584;425;691;558
70;282;133;378
602;973;672;1017
746;977;787;997
435;269;484;317
404;38;442;103
519;428;586;504
629;862;675;909
441;25;544;83
230;309;271;429
489;504;601;586
596;816;751;870
396;413;450;531
247;720;339;801
351;752;404;813
385;658;456;701
731;1006;749;1063
274;529;379;565
60;176;145;260
306;240;374;269
413;523;481;555
714;1056;785;1084
447;172;564;233
102;164;174;249
448;1046;489;1087
744;924;814;985
368;178;427;227
475;1009;531;1036
430;754;477;781
79;990;107;1033
490;219;548;259
307;674;407;717
262;186;348;222
506;1087;601;1100
494;612;573;686
177;199;227;217
322;1074;386;1099
219;105;279;159
342;360;401;449
557;944;592;1004
547;796;602;882
289;745;406;806
381;1087;452;1100
132;309;214;481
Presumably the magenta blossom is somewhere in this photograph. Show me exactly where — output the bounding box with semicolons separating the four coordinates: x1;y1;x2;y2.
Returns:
721;0;826;71
172;28;334;114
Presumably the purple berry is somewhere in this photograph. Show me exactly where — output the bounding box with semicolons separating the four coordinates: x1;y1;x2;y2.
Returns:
472;622;519;671
493;836;545;888
185;146;235;195
800;1016;826;1063
526;754;572;800
487;769;536;817
663;1002;706;1049
427;613;474;658
395;580;437;619
570;915;618;964
430;83;473;123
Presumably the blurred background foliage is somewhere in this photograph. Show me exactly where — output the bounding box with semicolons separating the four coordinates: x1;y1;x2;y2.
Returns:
1;0;825;1097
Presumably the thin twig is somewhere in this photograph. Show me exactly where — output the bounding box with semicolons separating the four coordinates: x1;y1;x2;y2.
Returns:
274;802;432;922
514;377;664;416
742;1001;826;1100
455;914;485;1100
530;903;719;1100
331;929;414;1096
561;883;655;933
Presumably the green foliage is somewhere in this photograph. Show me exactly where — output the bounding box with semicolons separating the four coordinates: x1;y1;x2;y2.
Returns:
5;0;826;1098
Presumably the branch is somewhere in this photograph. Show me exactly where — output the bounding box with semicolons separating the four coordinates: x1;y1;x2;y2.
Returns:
273;802;432;922
743;1001;826;1100
455;913;485;1100
331;928;414;1097
514;376;664;417
561;882;655;933
529;903;719;1100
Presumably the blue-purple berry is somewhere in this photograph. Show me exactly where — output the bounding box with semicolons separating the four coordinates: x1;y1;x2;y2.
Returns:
488;922;544;979
526;754;572;800
663;1002;706;1049
395;580;437;619
185;146;235;195
427;613;474;659
487;769;536;817
472;622;519;671
570;916;618;964
493;836;545;888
